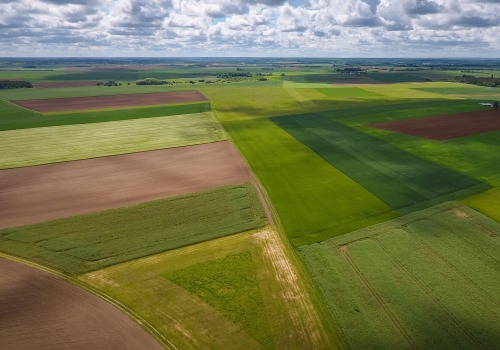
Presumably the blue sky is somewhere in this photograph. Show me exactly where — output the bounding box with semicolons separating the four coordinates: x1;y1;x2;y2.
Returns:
0;0;499;57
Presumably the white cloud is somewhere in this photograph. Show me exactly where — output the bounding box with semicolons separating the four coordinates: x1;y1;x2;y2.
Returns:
0;0;498;56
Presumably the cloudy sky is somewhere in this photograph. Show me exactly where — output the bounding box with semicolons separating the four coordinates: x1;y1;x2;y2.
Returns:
0;0;499;57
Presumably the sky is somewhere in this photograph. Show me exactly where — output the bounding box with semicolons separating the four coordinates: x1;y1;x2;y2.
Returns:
0;0;499;57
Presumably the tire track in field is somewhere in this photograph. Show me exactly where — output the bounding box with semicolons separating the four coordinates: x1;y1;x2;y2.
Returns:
254;229;328;349
339;244;418;349
401;219;498;302
374;238;486;349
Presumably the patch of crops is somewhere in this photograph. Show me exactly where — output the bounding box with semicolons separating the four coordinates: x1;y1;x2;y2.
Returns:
299;202;500;349
273;113;488;212
166;251;273;347
0;101;210;131
0;183;266;274
0;112;226;169
224;118;396;246
463;188;500;222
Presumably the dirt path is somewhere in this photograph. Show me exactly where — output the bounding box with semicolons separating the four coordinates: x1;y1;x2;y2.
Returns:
12;91;207;113
0;141;253;228
0;257;163;350
253;229;330;349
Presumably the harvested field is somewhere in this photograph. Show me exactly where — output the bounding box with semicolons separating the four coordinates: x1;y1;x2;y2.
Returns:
371;108;500;140
32;81;99;88
0;141;252;228
0;257;163;350
0;112;225;169
12;91;207;112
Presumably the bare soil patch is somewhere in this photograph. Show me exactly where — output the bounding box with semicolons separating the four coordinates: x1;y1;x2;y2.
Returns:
12;91;207;113
371;108;500;140
0;257;163;350
0;141;253;228
32;81;99;88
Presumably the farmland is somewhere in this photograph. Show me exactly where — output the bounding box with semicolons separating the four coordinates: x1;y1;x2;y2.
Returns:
272;112;487;211
371;108;500;140
0;112;225;168
81;228;338;350
0;256;163;350
299;202;500;349
12;91;207;113
0;183;266;274
1;58;499;349
0;99;210;131
0;141;253;228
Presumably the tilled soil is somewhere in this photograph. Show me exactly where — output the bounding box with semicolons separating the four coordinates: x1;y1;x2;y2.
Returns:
370;108;500;140
12;91;208;113
0;257;163;350
0;141;253;228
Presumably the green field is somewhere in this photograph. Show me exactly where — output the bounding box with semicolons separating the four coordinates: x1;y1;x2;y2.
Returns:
0;100;210;131
299;202;500;349
0;112;225;168
0;183;266;274
81;228;338;350
223;118;396;246
273;112;488;211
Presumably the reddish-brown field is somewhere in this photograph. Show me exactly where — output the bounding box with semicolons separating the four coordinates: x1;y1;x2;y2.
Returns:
0;141;253;228
32;81;99;88
0;257;163;350
11;91;207;113
371;108;500;140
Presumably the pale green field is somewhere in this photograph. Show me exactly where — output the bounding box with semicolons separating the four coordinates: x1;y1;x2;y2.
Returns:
81;227;341;350
0;112;226;168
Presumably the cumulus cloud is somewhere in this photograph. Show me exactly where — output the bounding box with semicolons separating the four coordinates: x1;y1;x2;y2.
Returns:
0;0;498;56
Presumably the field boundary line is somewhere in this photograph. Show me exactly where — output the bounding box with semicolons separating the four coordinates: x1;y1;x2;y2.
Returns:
0;252;177;350
375;239;486;349
341;246;418;349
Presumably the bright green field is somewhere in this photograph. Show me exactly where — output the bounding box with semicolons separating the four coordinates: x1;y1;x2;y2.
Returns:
0;100;210;131
223;118;396;246
299;202;500;349
272;113;488;211
0;112;225;169
0;183;266;275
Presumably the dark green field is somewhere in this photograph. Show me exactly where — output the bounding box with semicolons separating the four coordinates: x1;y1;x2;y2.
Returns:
273;113;488;211
0;183;266;274
299;202;500;349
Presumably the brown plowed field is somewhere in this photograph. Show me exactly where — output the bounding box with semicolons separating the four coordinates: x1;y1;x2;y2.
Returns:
0;141;253;228
12;91;207;113
0;257;163;350
32;81;99;88
371;108;500;140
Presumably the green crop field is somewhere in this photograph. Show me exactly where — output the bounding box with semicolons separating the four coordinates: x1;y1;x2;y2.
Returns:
299;202;500;350
0;100;210;131
0;183;266;274
81;227;338;350
272;112;488;211
223;118;396;246
0;112;225;168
